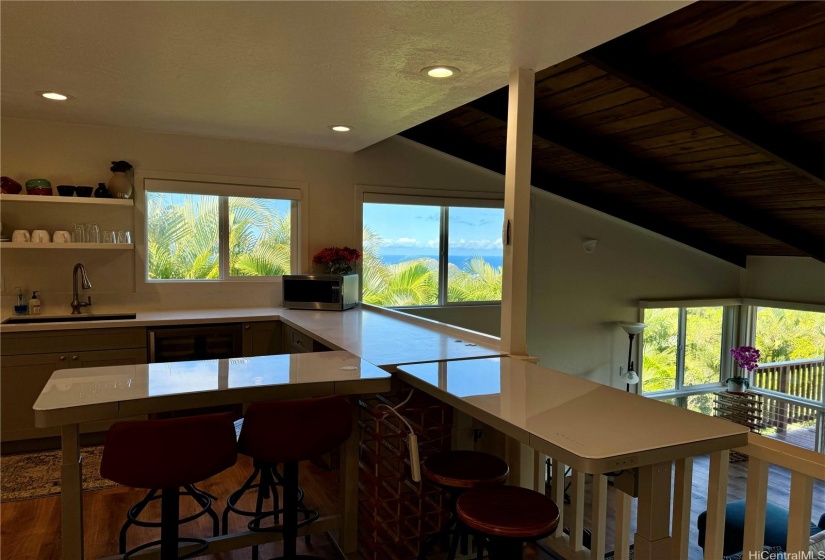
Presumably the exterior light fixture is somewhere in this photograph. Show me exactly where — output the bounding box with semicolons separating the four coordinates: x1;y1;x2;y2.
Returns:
329;125;352;132
38;92;70;101
421;66;461;79
617;322;648;391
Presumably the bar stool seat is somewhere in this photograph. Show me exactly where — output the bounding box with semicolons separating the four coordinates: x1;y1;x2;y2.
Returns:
100;413;238;560
457;485;560;560
225;395;353;560
418;451;509;560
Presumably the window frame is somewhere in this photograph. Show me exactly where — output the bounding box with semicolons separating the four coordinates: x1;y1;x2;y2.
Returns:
639;300;739;396
357;185;504;308
135;170;308;287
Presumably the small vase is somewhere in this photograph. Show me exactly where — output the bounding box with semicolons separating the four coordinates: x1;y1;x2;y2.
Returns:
326;262;354;275
726;380;746;393
107;171;132;199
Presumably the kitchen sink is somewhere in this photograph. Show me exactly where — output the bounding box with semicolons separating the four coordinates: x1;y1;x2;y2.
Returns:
2;313;137;324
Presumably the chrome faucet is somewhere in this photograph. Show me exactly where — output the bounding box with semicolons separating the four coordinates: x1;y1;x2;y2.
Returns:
71;263;92;314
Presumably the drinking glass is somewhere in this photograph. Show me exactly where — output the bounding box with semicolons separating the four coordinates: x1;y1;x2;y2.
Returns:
72;224;85;243
102;230;116;244
85;223;100;243
117;230;131;244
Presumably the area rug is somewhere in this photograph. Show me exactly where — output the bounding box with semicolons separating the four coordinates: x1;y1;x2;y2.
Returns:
1;446;118;502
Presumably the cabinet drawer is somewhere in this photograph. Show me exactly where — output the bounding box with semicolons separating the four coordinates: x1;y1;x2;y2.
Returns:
288;327;314;352
1;327;146;356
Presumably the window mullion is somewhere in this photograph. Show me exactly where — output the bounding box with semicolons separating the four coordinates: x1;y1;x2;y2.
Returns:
219;196;229;280
438;207;449;305
676;308;687;390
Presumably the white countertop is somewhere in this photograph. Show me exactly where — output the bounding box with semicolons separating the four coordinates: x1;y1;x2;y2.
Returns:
396;357;749;473
1;306;503;368
34;351;391;427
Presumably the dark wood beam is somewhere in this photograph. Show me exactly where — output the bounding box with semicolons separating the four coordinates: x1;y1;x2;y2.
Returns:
580;47;825;189
468;93;825;263
400;125;748;267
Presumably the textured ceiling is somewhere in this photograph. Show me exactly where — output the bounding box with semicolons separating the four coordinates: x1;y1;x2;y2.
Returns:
0;1;687;152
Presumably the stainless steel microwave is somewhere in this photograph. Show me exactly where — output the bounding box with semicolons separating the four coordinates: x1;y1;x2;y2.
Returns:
282;274;359;311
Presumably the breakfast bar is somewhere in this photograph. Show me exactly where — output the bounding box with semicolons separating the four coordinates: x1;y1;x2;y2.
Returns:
34;351;391;560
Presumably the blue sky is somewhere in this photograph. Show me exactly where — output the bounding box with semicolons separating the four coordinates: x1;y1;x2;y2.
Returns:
364;203;504;256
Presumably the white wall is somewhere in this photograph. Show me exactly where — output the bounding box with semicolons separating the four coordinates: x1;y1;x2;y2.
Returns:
1;117;355;313
742;256;825;305
528;189;744;388
355;136;504;194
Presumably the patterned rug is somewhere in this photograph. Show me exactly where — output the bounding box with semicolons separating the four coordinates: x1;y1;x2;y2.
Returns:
1;446;118;502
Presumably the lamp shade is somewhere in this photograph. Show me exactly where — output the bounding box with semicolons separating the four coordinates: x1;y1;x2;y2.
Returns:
618;322;648;335
624;369;640;385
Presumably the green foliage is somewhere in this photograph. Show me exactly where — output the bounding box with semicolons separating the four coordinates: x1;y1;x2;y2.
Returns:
147;193;290;279
362;228;502;306
755;307;825;363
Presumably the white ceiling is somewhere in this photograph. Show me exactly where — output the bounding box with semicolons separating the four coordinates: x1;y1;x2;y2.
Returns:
1;1;688;152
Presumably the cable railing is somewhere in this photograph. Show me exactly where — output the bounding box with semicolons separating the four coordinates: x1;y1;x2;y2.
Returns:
753;358;824;432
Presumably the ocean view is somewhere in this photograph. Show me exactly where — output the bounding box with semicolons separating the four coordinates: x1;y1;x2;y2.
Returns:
379;254;503;270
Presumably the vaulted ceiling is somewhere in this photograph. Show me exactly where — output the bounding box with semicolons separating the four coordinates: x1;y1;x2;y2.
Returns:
401;1;825;267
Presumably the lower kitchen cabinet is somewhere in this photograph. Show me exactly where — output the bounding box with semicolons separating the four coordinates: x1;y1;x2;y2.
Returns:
282;324;332;354
241;321;283;357
1;328;147;443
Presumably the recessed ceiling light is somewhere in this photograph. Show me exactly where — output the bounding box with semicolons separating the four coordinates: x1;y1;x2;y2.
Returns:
329;125;352;132
421;66;461;79
38;91;71;101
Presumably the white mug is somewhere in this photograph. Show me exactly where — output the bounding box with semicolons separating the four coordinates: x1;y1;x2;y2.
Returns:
11;230;30;242
53;230;71;243
32;229;51;243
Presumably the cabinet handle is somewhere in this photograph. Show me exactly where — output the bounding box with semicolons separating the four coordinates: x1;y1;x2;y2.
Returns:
72;355;78;360
59;355;66;361
244;325;251;330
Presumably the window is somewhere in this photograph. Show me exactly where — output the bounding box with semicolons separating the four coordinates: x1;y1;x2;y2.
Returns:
362;201;504;306
145;179;298;281
642;306;733;399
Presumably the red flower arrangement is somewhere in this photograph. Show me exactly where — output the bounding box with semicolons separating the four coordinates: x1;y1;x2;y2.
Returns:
313;246;362;275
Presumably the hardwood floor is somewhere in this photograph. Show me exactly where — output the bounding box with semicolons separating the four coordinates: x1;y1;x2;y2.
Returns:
0;455;342;560
2;453;821;560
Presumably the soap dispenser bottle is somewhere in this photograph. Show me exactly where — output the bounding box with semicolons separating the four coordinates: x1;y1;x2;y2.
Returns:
29;291;41;315
13;287;27;315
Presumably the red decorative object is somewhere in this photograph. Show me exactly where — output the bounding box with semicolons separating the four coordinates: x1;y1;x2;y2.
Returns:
312;246;361;275
1;177;22;194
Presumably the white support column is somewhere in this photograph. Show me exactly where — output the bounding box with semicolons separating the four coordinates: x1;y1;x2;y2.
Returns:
500;67;534;357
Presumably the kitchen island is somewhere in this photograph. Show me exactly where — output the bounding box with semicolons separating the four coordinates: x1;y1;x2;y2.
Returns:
19;306;750;560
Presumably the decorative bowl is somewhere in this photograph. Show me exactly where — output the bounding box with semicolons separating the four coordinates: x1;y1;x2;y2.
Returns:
75;186;93;197
27;187;53;196
1;177;22;194
56;185;76;196
25;178;51;190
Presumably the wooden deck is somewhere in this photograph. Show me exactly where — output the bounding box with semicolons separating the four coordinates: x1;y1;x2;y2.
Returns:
767;425;817;451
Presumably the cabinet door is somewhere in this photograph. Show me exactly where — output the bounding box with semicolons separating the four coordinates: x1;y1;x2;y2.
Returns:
69;348;147;369
1;353;67;441
241;321;283;357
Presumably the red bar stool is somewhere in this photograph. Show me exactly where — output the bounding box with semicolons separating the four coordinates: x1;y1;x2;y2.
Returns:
224;395;352;560
99;412;238;560
417;450;509;560
456;485;560;560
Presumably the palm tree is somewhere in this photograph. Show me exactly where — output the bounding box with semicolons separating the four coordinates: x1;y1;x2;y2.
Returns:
147;193;290;279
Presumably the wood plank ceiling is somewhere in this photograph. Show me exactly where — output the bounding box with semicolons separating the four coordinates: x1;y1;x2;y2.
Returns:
400;1;825;267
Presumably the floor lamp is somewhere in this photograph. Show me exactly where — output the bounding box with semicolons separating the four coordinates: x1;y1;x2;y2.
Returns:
618;322;648;392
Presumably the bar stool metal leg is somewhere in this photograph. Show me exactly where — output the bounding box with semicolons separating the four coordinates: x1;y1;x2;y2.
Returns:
159;487;179;560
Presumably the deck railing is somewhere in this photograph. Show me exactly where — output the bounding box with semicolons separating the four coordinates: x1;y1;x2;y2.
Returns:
754;358;824;431
538;433;824;560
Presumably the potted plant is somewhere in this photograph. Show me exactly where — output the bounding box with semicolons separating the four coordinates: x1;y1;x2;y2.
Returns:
312;246;361;275
726;345;760;393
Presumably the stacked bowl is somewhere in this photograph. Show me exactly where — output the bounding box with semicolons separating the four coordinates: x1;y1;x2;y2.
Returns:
25;178;53;196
